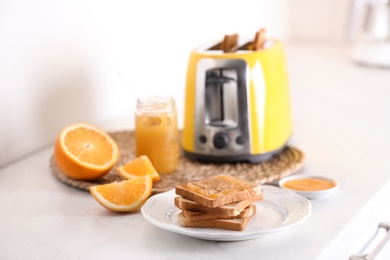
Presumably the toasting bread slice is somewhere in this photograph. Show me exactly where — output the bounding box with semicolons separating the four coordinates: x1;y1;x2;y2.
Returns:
182;204;256;222
174;194;262;216
178;209;256;231
252;28;266;51
220;33;238;53
175;175;262;208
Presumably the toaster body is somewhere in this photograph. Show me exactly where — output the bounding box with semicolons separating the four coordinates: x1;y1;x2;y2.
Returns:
182;39;293;163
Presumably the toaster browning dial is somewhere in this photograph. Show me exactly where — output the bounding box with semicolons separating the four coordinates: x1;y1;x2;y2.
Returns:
213;133;229;149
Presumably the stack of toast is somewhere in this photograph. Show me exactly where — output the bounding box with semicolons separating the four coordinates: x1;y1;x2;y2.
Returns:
174;175;263;231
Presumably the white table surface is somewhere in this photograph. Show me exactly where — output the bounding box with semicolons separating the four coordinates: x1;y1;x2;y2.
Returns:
2;42;390;260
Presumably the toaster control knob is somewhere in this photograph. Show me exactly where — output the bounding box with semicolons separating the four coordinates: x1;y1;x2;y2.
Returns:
213;133;228;149
199;135;207;144
236;135;246;145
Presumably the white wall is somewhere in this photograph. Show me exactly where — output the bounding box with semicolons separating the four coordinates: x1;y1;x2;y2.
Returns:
288;0;351;43
0;0;355;167
0;0;289;168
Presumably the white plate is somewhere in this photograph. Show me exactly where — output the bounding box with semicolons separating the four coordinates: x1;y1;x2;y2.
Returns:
141;185;311;241
279;175;339;199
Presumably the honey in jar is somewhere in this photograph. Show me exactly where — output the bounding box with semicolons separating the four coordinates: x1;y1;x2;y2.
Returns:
135;96;179;174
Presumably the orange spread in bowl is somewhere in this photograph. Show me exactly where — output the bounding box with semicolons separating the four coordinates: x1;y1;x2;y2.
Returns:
283;178;336;191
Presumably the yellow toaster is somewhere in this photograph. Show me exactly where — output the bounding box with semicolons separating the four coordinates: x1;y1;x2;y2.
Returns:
181;36;293;163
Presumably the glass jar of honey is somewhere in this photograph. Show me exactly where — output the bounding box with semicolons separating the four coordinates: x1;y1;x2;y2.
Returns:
135;96;179;174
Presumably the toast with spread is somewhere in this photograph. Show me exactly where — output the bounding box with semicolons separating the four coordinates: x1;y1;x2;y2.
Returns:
175;175;263;208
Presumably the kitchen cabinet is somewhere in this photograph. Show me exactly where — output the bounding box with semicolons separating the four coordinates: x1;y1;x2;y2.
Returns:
1;42;390;259
349;208;390;259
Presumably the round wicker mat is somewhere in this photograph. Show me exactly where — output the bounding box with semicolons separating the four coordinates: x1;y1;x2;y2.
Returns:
51;130;305;194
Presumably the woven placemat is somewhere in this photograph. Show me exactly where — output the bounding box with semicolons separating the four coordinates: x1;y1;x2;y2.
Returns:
51;130;305;194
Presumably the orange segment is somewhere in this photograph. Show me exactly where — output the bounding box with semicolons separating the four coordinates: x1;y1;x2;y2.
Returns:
89;175;153;212
54;123;119;180
117;155;160;182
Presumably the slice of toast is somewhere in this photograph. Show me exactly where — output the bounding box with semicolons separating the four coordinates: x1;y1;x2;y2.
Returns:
182;204;256;222
178;210;255;231
174;194;262;216
252;28;266;51
220;33;238;53
175;175;263;208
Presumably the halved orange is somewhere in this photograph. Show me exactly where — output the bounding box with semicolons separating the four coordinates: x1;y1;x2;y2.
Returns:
54;123;120;180
117;155;160;182
89;175;153;212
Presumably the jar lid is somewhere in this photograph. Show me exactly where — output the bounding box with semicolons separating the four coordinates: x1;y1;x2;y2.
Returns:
137;96;175;112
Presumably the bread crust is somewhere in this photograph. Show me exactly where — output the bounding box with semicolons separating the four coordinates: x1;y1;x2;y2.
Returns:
175;175;263;208
178;208;256;231
174;195;262;216
182;204;256;222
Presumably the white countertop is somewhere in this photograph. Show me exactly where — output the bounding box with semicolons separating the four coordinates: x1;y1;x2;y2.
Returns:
1;42;390;260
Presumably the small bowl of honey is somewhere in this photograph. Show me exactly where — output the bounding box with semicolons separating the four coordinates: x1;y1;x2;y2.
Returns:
279;175;339;199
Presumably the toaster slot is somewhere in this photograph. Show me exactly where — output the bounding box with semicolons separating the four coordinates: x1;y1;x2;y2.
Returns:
208;43;221;51
236;41;252;51
208;41;252;51
236;29;267;51
207;34;238;52
204;68;238;128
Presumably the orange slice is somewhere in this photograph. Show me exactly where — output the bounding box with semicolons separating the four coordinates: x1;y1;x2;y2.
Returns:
54;123;120;180
89;175;153;212
117;155;160;182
